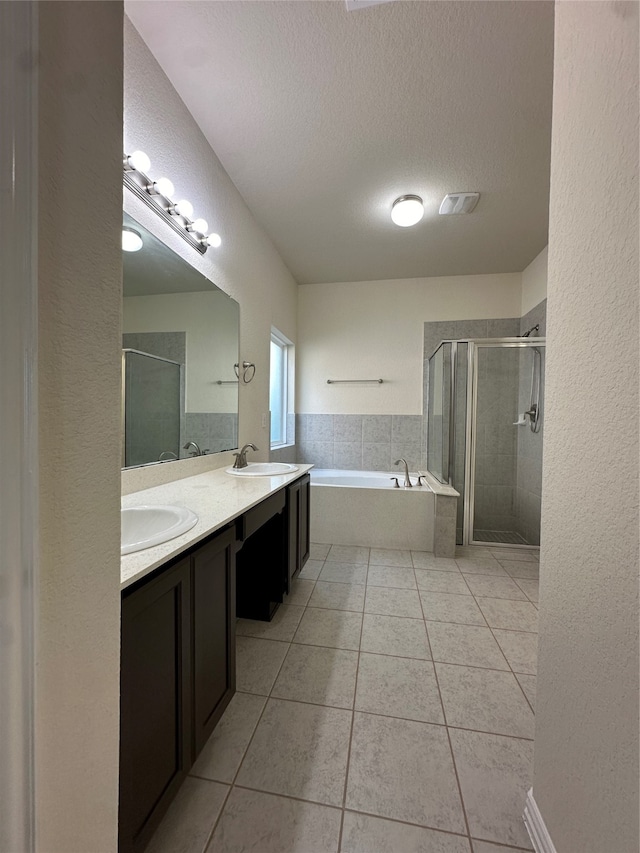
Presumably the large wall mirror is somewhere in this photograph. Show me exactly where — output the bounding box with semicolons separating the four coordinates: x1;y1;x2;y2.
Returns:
122;212;239;468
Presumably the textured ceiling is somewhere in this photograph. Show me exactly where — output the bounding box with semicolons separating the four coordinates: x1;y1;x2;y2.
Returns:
126;0;554;284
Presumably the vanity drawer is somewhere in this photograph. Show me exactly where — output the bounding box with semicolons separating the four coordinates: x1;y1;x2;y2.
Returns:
236;489;286;541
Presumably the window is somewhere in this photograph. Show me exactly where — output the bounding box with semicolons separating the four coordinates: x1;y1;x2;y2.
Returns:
270;329;292;447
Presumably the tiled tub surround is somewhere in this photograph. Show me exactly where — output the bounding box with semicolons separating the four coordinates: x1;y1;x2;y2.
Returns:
120;463;313;589
296;413;425;473
144;543;539;853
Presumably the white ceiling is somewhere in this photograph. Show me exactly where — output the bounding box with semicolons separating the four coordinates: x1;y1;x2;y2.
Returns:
126;0;554;285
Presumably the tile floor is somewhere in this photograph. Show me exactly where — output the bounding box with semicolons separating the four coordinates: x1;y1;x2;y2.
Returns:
146;544;540;853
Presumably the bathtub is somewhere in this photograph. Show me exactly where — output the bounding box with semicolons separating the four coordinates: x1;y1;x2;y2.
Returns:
310;468;436;551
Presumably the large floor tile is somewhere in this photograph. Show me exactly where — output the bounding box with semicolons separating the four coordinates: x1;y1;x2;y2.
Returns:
490;548;538;563
360;614;431;660
472;841;532;853
436;664;534;739
236;604;305;642
514;578;539;603
412;552;461;572
427;623;509;670
364;586;423;619
326;544;370;564
449;728;533;850
310;543;331;560
190;693;266;783
284;577;316;606
293;607;362;650
416;570;471;595
341;811;471;853
299;559;324;580
419;591;487;626
355;653;443;724
367;565;417;589
499;561;539;579
209;787;341;853
493;630;538;675
236;636;289;695
346;712;466;833
318;561;368;585
369;547;413;567
476;599;538;633
308;581;365;612
515;674;537;712
145;777;229;853
271;643;358;708
236;698;352;806
455;559;507;576
463;575;527;601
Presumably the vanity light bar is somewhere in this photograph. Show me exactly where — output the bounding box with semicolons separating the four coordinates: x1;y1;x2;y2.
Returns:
123;151;221;255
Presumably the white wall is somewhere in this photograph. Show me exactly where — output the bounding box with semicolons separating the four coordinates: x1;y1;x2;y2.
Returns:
123;17;298;490
521;245;548;316
124;291;238;413
297;273;522;414
36;3;123;850
534;3;639;852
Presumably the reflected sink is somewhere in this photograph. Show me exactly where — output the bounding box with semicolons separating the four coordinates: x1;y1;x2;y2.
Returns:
225;463;299;477
121;505;198;555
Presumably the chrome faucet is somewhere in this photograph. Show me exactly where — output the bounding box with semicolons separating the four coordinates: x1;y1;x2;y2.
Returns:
233;443;258;469
394;458;412;488
183;441;202;457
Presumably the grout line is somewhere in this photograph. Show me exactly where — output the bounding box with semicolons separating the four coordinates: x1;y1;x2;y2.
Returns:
415;559;473;845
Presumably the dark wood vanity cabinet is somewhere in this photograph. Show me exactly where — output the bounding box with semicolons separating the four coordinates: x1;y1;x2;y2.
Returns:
119;558;192;853
192;526;236;756
287;473;310;591
119;525;236;853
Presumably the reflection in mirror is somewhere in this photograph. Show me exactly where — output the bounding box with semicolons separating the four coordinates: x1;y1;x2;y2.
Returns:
122;212;239;468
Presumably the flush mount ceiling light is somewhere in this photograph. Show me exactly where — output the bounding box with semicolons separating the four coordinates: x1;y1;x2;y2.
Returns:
123;150;222;254
122;227;143;252
391;195;424;227
439;192;480;215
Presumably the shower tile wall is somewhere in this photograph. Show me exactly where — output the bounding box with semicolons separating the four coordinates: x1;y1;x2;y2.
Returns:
123;331;187;460
516;300;547;544
296;414;425;472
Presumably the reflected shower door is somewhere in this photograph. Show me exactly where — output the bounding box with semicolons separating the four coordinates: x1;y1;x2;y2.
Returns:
123;349;181;467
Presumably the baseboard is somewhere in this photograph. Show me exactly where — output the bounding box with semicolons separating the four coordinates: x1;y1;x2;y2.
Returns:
523;788;557;853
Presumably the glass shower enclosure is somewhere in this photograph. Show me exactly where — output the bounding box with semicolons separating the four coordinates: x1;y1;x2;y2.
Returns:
427;338;545;548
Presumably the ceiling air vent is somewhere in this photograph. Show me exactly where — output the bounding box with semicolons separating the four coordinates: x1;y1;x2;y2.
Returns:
345;0;396;11
439;192;480;215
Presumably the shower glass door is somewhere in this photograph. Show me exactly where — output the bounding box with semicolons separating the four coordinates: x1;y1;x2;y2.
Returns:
466;340;545;547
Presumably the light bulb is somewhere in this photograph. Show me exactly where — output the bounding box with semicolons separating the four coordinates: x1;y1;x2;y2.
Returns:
206;233;222;248
174;199;193;219
391;195;424;227
126;150;151;173
192;218;208;234
122;227;143;252
151;177;174;197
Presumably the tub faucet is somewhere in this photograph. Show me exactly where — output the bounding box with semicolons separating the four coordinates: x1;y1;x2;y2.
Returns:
233;443;258;469
183;441;202;457
394;458;412;488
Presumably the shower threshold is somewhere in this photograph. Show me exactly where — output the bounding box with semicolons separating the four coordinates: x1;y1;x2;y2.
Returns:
473;529;529;545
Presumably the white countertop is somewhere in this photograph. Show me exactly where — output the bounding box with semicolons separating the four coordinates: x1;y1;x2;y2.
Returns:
121;464;313;590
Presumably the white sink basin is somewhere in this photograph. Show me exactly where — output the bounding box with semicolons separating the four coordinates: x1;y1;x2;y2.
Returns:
225;463;299;477
121;505;198;555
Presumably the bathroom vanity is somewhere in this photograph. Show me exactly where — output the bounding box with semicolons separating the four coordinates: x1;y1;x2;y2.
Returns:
119;465;311;853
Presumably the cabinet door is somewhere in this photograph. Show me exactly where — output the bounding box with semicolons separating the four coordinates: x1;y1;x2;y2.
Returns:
192;526;236;758
287;474;311;589
119;558;191;853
